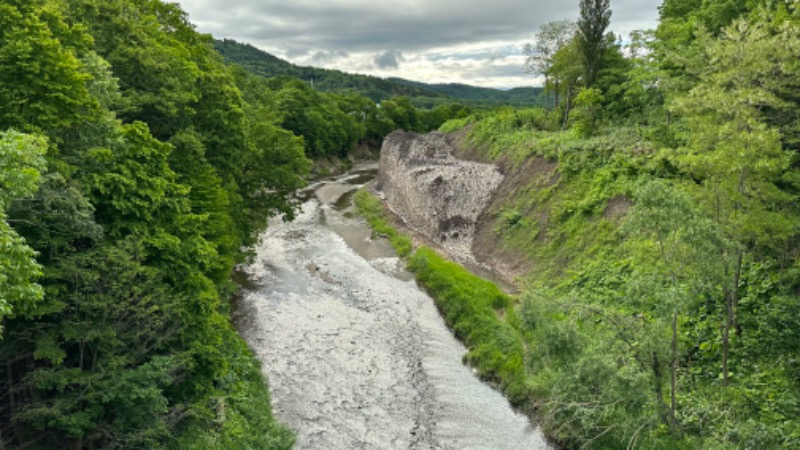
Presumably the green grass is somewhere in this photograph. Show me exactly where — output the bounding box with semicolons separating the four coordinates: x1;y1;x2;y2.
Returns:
353;188;532;407
353;189;413;257
408;247;531;406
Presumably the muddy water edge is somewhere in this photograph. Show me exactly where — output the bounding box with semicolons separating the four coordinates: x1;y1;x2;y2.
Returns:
231;162;552;449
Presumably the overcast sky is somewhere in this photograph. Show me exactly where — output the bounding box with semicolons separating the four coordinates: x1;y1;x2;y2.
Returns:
175;0;663;89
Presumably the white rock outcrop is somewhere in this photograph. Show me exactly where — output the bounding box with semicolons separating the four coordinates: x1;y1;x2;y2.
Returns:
377;130;503;262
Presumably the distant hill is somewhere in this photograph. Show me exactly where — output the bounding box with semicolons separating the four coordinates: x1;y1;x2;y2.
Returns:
214;39;444;103
389;78;545;108
214;39;544;108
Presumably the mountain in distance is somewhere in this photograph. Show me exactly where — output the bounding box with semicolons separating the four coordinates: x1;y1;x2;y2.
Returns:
214;39;544;108
389;78;545;108
214;39;445;103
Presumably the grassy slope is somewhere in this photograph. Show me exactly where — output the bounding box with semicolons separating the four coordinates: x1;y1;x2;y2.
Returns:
440;112;800;449
443;110;646;288
360;108;800;448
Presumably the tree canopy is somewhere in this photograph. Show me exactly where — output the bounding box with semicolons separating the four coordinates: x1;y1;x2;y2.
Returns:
425;1;800;447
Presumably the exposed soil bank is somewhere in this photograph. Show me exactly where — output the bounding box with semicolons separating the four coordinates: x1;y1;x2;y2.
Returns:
378;131;503;267
377;130;563;285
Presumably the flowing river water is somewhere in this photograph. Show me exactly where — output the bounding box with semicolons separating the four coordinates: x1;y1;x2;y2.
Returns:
232;163;552;449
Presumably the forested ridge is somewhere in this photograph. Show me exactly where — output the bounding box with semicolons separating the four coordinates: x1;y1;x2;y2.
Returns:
388;78;546;108
214;39;447;104
416;0;800;448
215;38;546;109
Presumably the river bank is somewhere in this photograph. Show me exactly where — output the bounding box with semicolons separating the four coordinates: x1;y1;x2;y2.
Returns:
232;164;551;449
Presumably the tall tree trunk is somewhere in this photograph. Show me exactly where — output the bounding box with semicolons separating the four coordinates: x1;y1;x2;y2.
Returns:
670;310;682;438
722;286;732;387
554;79;561;111
6;362;20;445
731;169;747;337
562;84;572;130
732;246;744;338
651;351;668;426
720;248;743;389
544;75;552;111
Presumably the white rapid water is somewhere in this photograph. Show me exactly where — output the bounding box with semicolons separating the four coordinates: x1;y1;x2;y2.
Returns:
233;164;552;450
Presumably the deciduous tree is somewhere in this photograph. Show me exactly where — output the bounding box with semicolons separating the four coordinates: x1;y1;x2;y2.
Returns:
524;20;577;109
671;19;798;386
577;0;612;87
0;131;46;326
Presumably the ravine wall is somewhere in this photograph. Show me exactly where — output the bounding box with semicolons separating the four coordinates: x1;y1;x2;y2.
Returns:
377;130;503;264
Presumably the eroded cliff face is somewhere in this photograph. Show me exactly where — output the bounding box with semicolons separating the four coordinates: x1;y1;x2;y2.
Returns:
377;130;503;263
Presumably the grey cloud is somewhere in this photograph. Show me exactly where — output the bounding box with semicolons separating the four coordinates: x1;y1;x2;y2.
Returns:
374;50;405;69
183;0;659;53
179;0;662;86
238;1;537;51
311;50;351;64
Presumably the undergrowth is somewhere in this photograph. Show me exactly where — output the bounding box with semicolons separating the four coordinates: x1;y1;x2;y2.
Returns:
441;107;800;449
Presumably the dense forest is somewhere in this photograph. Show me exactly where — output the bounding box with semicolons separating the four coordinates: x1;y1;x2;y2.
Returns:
0;0;472;447
389;78;546;108
0;0;309;447
417;0;800;448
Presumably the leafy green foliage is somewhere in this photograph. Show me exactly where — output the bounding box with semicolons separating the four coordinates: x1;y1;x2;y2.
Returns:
0;132;46;212
570;87;604;136
0;131;47;324
272;78;362;158
82;122;188;237
0;1;302;447
8;173;104;264
523;20;577;111
0;1;95;137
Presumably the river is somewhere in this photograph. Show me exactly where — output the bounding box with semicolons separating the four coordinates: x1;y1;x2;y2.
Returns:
233;163;552;449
